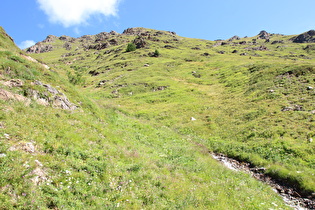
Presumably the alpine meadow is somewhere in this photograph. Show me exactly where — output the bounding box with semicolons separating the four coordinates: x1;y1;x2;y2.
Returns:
1;26;315;209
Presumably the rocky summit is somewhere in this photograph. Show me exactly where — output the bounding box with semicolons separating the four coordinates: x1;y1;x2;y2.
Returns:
1;26;315;209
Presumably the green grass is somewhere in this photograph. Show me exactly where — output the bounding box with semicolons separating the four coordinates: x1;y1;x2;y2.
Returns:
1;26;314;208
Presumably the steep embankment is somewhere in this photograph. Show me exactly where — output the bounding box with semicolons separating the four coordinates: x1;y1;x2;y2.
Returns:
0;25;313;209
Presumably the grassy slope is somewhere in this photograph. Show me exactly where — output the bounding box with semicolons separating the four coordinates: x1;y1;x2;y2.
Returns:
0;26;306;209
33;28;315;194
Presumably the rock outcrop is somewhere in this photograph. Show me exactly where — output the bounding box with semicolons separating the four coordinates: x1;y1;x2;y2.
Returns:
0;78;77;110
26;43;53;54
258;30;270;40
31;81;77;110
291;30;315;43
42;35;57;43
228;35;240;42
133;37;147;49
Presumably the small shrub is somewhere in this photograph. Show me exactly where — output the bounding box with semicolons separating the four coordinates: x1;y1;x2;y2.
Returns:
126;43;136;52
154;49;160;57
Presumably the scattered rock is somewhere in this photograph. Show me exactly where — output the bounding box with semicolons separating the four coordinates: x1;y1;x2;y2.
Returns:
29;81;77;110
228;35;240;41
213;42;223;47
79;35;94;42
164;45;175;49
109;30;119;36
246;45;269;51
43;84;59;95
240;53;247;56
0;88;30;105
153;86;168;91
144;64;150;67
30;167;48;185
63;42;72;50
307;86;313;90
8;141;36;153
95;32;109;42
88;42;110;50
122;28;145;35
191;117;196;121
2;79;24;87
168;31;177;36
109;38;118;45
52;95;77;110
232;50;238;53
271;40;284;44
35;160;43;167
0;153;6;158
88;70;101;76
308;138;313;143
59;35;75;42
281;105;304;111
303;44;315;52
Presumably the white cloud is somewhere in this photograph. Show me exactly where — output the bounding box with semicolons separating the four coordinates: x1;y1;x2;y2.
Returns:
18;40;36;49
36;0;121;27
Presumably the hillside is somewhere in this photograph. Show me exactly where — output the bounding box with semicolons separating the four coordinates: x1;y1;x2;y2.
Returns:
1;26;315;208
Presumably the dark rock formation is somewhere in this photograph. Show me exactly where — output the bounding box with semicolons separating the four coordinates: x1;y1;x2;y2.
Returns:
59;35;76;42
79;35;94;42
258;30;270;40
63;42;72;50
95;32;109;42
228;35;240;42
42;35;57;43
87;42;110;50
133;37;147;49
26;43;53;54
164;45;175;49
271;40;284;44
123;28;146;35
109;31;119;36
291;30;315;43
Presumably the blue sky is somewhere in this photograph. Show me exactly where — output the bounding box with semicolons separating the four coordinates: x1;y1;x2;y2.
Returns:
1;0;315;49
